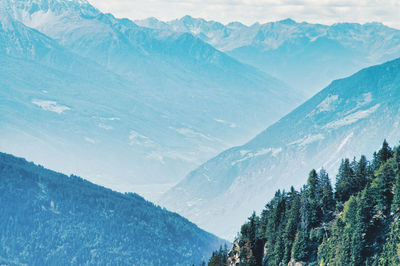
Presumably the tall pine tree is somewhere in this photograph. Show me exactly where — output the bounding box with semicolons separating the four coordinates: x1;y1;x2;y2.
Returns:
335;159;355;203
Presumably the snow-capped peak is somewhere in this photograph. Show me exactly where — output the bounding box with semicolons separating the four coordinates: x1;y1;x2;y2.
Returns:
6;0;99;17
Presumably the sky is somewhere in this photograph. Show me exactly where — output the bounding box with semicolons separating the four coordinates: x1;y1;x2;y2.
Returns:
88;0;400;28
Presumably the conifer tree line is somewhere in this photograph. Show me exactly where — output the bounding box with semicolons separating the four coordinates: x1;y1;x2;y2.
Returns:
209;140;400;265
0;152;226;265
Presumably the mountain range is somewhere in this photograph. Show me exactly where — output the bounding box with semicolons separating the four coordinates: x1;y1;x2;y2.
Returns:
161;57;400;240
3;0;400;242
136;16;400;96
0;0;302;200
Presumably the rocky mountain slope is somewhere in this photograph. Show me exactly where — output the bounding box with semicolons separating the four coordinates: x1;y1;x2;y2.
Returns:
160;57;400;240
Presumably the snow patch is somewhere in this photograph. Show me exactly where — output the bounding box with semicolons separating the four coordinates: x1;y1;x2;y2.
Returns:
323;104;380;129
50;200;60;214
336;133;354;154
173;127;217;142
16;9;59;30
146;152;165;164
214;119;237;128
289;134;325;147
362;92;373;105
129;130;154;146
345;92;373;115
324;132;354;169
97;123;113;130
240;150;250;156
84;137;96;144
203;173;212;182
104;117;120;121
317;95;339;112
32;99;70;114
232;147;282;166
309;95;338;117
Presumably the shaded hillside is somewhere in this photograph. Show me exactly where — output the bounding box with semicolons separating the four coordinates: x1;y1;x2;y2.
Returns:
0;152;226;265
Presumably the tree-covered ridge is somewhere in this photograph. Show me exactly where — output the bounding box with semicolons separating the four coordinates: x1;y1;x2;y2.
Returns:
211;140;400;265
0;152;226;265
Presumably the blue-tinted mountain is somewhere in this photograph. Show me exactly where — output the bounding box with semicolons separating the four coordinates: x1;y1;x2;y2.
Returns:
160;57;400;240
1;0;302;200
0;152;227;265
136;16;400;96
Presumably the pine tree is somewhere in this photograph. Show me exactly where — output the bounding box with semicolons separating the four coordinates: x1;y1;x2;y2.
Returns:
320;169;335;223
282;189;300;264
272;234;285;265
248;212;257;244
393;146;400;172
379;218;400;266
299;189;309;231
373;161;396;215
350;222;364;266
354;155;369;191
357;185;376;231
338;196;360;266
391;173;400;214
306;170;321;228
377;140;393;166
208;246;228;266
292;231;309;262
335;159;355;203
372;151;380;171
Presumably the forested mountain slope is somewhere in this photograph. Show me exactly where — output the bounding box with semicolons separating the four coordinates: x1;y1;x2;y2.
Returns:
0;152;226;265
218;140;400;265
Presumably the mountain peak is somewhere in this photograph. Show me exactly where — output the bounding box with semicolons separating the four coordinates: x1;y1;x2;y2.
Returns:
179;15;206;25
226;21;246;28
278;18;297;25
7;0;98;16
364;21;385;27
181;14;194;20
10;0;90;4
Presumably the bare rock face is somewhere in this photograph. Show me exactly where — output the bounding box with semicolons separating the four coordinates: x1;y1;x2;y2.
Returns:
227;238;258;265
227;242;241;266
288;259;307;266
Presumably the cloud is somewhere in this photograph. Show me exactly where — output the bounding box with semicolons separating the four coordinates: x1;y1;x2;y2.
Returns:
88;0;400;28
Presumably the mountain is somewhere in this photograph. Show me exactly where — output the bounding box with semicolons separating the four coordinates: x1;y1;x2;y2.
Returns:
136;16;400;96
160;57;400;240
0;13;172;197
1;0;303;200
212;141;400;265
0;152;227;265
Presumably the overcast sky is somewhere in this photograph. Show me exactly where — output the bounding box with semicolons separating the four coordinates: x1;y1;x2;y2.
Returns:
88;0;400;28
